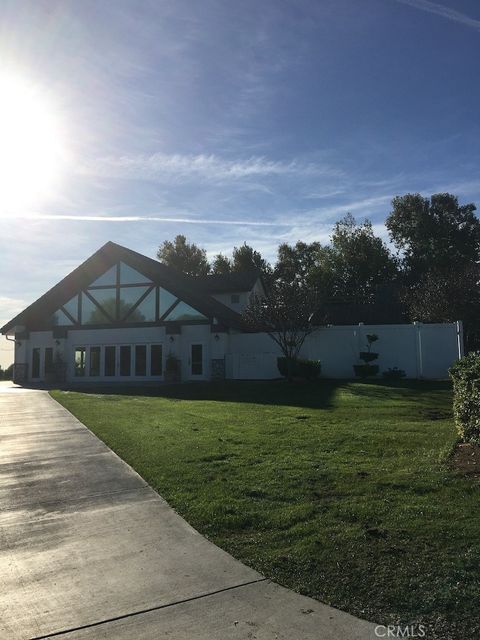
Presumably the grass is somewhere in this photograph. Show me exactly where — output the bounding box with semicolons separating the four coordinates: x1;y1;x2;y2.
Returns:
51;379;479;639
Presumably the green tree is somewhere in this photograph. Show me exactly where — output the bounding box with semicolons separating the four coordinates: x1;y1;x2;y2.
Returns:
211;253;232;274
275;241;322;288
232;243;273;284
157;235;210;276
243;281;319;381
386;193;480;282
313;214;398;303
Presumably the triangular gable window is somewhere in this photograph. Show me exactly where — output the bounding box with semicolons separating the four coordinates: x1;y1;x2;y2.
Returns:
119;262;151;285
63;296;79;322
119;286;151;320
159;287;177;316
51;309;75;326
81;293;112;324
129;288;156;322
90;265;117;287
163;301;207;322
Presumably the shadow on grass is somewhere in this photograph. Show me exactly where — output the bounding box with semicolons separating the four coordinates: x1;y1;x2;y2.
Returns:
54;378;451;410
59;379;338;410
346;378;452;398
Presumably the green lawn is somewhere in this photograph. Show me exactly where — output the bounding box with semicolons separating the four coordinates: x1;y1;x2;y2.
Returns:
52;380;479;640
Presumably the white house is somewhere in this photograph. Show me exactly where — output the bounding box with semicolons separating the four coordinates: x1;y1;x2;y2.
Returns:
1;241;265;384
1;241;463;384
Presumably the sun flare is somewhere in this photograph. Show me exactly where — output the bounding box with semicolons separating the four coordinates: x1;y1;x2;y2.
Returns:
0;73;66;214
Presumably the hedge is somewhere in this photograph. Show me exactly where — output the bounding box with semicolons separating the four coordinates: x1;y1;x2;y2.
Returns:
449;352;480;443
277;357;321;380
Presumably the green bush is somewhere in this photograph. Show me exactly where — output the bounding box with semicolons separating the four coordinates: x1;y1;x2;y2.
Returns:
353;364;379;378
277;357;321;380
382;367;406;380
449;353;480;443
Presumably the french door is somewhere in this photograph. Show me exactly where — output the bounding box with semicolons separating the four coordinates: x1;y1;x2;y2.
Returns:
189;343;206;379
73;344;163;380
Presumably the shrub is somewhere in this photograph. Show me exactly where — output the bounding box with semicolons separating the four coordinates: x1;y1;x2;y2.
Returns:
277;357;321;380
165;352;180;374
297;359;321;380
382;367;406;380
449;353;480;443
353;364;379;378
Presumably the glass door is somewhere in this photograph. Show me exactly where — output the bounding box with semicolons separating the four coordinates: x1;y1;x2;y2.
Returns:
104;346;116;377
190;343;205;379
119;345;131;376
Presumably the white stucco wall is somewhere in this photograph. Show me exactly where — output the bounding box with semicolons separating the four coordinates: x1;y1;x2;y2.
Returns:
15;321;462;383
212;292;248;312
225;322;463;380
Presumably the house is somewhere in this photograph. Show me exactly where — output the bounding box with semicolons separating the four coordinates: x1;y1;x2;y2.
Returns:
1;242;265;384
1;241;463;384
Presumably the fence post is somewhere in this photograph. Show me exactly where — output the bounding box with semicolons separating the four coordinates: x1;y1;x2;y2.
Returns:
414;321;423;379
456;321;464;359
357;323;364;362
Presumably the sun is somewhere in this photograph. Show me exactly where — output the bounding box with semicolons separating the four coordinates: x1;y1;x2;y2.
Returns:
0;73;66;214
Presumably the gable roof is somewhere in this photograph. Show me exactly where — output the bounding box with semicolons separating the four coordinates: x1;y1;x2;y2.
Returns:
1;241;245;334
191;271;261;294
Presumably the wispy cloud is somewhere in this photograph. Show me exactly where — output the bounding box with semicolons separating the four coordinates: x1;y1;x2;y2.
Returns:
21;213;290;227
394;0;480;32
83;153;339;184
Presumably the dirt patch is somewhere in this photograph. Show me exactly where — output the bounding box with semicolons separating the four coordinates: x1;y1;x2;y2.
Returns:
451;443;480;477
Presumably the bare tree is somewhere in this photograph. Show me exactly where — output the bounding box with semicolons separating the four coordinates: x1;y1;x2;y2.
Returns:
243;282;320;381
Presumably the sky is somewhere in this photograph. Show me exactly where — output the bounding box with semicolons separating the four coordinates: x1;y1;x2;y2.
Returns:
1;0;480;367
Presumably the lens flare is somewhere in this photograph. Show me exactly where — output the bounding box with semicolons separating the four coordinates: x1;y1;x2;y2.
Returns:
0;73;66;214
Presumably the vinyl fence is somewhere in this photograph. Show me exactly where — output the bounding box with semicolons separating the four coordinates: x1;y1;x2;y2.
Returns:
225;322;463;380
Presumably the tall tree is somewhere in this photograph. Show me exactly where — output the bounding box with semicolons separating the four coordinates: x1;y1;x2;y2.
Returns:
386;193;480;282
211;253;232;274
312;214;398;303
157;235;210;276
231;243;272;279
275;241;322;288
403;265;480;351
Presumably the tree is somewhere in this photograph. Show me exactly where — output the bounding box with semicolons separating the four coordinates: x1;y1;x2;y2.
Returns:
211;253;232;274
386;193;480;282
3;364;13;380
275;241;322;288
312;214;398;303
243;281;320;381
232;243;273;284
157;235;210;276
403;265;480;351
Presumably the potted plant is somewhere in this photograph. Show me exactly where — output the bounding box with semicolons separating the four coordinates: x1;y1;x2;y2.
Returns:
353;334;379;378
47;351;66;384
165;352;181;383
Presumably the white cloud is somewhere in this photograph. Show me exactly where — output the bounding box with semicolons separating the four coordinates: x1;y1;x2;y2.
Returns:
394;0;480;32
21;213;290;227
83;152;340;184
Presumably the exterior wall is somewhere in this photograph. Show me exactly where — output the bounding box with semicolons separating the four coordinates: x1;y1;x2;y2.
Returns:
14;321;463;384
211;277;265;312
225;322;463;380
212;291;249;312
17;324;214;384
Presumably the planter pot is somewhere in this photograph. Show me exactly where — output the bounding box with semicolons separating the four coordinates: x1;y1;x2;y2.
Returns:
165;370;181;384
359;352;379;363
353;364;379;378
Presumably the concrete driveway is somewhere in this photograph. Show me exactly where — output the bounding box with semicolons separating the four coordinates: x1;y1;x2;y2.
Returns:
0;382;377;640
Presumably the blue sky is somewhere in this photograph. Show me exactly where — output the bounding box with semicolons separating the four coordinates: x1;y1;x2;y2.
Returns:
1;0;480;365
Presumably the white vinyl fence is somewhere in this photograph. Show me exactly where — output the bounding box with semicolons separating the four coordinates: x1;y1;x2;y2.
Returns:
225;322;463;380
